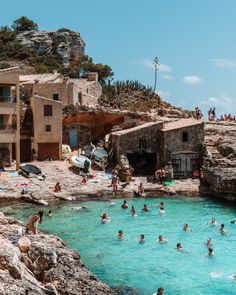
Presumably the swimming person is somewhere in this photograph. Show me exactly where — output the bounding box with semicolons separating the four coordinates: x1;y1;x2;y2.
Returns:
230;219;236;224
121;200;129;209
47;210;52;217
101;213;110;223
156;287;165;295
177;243;183;251
142;204;149;212
206;247;214;257
205;238;212;247
157;235;168;244
107;201;116;206
210;217;217;226
130;206;136;216
219;224;227;234
139;233;145;243
26;211;44;234
118;230;124;240
183;223;192;232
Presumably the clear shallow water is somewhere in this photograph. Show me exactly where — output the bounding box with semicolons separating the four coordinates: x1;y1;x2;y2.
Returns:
2;197;236;295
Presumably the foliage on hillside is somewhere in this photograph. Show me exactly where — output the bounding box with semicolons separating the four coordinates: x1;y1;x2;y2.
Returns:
0;17;113;82
99;80;173;112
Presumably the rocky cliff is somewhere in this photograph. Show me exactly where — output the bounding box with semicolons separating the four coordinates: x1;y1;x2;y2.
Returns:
0;212;114;295
200;122;236;200
16;30;85;66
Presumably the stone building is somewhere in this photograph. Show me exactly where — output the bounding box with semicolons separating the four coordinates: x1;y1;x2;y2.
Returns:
158;118;204;177
20;72;102;107
0;67;20;169
111;122;163;174
30;95;62;160
111;118;204;177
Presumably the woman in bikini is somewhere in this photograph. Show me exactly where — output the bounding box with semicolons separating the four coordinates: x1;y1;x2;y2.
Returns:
26;211;44;234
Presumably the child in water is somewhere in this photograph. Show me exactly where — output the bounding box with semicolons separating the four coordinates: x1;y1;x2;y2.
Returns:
219;224;227;234
210;217;217;226
139;233;145;243
183;223;192;232
207;247;214;257
118;230;124;240
157;235;168;244
177;243;183;251
121;200;129;209
142;204;149;212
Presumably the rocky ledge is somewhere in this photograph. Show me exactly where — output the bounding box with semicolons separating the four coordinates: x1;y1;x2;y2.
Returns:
200;122;236;200
0;213;114;295
16;29;85;66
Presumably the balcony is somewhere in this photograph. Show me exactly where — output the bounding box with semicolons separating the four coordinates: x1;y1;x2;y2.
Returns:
0;124;16;131
0;125;17;143
0;96;16;103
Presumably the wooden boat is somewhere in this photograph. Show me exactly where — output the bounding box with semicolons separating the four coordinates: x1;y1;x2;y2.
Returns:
20;164;42;176
70;155;91;169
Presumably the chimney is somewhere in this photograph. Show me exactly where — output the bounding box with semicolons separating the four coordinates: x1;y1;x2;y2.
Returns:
88;72;98;82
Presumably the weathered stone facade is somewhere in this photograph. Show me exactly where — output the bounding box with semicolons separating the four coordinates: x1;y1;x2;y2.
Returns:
20;73;102;108
30;95;62;160
158;119;204;177
0;67;20;169
111;118;204;177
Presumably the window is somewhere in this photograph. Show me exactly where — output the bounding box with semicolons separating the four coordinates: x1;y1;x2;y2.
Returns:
53;93;59;101
182;132;188;142
139;138;147;149
44;105;52;116
46;125;51;132
77;92;82;103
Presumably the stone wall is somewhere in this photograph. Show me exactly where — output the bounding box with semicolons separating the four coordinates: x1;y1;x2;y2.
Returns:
111;122;162;160
162;123;204;161
30;96;62;158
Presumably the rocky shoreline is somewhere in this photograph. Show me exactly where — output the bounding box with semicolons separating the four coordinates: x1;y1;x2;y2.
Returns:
201;122;236;201
0;212;114;295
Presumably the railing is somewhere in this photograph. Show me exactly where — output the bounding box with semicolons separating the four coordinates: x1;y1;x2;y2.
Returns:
0;96;16;103
0;125;16;131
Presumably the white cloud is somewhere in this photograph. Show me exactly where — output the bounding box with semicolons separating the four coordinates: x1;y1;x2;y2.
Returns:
212;58;235;69
157;90;171;99
200;92;234;112
162;74;172;80
132;58;172;73
182;75;202;85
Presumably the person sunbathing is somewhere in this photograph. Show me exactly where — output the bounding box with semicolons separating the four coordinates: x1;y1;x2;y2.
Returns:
54;182;61;192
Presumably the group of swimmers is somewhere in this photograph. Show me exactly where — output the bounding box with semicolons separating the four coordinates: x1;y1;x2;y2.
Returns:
102;200;235;259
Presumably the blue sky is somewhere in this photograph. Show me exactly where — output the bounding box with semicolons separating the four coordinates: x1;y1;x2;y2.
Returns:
2;0;236;116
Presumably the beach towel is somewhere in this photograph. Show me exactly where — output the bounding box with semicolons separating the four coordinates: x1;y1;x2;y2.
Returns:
164;180;176;186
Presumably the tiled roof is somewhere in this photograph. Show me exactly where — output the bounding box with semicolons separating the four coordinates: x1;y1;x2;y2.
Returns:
162;118;203;131
20;72;63;84
112;122;160;135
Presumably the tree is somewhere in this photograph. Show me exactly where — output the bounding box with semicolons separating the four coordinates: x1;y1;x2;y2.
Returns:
81;58;113;82
12;16;38;32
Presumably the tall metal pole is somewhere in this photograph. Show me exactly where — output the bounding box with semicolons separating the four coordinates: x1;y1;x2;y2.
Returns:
153;57;160;92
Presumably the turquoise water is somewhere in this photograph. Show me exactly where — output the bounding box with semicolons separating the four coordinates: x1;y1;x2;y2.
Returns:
2;197;236;295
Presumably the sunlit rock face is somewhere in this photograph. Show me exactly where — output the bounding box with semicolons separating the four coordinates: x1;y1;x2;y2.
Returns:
200;122;236;200
0;214;114;295
16;29;85;66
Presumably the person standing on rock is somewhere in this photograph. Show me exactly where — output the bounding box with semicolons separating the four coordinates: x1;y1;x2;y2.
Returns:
26;211;43;234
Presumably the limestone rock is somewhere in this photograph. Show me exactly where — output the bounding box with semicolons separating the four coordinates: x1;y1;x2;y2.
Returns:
16;30;85;66
201;122;236;200
0;216;114;295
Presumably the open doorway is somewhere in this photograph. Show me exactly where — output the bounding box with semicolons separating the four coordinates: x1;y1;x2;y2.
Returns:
127;151;156;175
